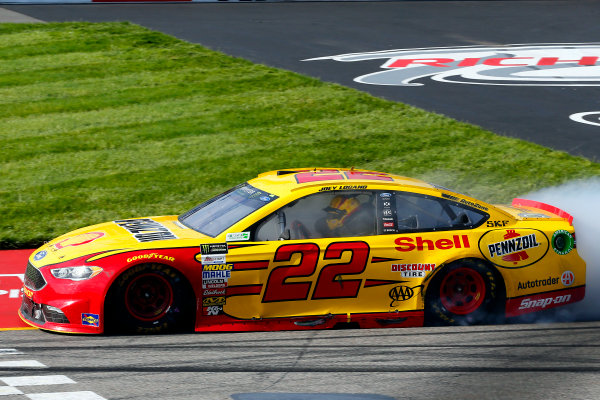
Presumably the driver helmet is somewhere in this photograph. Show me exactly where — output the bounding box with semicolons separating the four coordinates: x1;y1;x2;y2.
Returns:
323;195;360;230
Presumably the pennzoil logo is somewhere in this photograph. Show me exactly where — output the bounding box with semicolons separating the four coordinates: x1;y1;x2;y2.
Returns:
479;229;549;268
305;43;600;87
488;230;540;262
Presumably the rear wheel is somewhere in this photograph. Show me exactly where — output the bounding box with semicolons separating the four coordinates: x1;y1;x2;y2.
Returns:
425;259;504;326
105;263;195;334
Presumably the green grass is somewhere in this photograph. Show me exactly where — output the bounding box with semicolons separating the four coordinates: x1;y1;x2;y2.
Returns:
1;22;599;249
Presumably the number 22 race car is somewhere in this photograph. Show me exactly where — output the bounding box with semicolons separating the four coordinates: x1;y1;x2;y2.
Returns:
20;168;585;334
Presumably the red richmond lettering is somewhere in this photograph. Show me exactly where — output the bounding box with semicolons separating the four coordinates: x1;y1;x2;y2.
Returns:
394;235;470;252
387;57;599;68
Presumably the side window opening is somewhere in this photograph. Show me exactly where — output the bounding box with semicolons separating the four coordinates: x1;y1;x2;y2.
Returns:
387;191;488;234
253;191;377;241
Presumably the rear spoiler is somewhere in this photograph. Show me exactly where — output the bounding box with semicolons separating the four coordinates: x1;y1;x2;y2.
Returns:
512;198;574;225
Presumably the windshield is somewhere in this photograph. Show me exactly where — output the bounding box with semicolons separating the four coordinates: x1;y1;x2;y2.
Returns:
178;183;278;237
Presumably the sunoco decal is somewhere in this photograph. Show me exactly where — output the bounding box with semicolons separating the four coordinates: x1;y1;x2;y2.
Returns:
479;229;549;268
81;313;100;327
305;43;600;87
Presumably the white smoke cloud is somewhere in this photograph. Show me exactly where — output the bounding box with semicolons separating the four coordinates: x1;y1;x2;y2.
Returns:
518;177;600;322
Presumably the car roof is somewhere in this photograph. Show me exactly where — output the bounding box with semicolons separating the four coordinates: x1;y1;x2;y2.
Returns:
248;168;436;197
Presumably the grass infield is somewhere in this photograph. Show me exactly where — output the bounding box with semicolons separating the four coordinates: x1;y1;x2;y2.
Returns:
1;22;598;249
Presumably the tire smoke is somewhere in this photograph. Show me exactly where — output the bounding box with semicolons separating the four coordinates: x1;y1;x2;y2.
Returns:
517;177;600;322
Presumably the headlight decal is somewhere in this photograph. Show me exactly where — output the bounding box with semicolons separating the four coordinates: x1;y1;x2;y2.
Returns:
50;266;103;281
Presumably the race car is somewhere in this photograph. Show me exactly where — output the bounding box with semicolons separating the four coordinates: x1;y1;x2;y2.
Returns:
20;168;585;334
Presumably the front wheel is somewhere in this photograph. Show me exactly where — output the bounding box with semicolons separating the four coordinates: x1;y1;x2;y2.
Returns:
105;263;195;334
425;259;504;326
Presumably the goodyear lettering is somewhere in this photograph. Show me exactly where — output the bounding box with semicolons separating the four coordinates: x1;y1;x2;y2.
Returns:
395;235;470;252
127;253;175;263
203;264;234;271
202;270;231;279
488;233;540;258
518;294;572;310
517;276;559;290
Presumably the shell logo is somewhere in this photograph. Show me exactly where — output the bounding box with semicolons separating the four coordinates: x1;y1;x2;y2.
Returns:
54;232;105;250
478;229;549;268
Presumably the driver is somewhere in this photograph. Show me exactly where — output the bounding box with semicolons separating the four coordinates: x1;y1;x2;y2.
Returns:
315;195;375;237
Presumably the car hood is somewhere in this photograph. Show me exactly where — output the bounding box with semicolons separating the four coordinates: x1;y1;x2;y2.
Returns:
29;215;208;267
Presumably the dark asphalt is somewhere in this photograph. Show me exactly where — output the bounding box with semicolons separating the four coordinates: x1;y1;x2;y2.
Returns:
4;1;600;161
3;322;600;400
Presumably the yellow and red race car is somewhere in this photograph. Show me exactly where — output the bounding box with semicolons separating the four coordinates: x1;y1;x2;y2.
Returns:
20;168;585;334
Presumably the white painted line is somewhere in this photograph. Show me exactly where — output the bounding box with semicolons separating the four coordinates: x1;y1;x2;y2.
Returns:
26;391;107;400
0;349;23;356
0;360;46;368
0;386;23;396
0;374;75;386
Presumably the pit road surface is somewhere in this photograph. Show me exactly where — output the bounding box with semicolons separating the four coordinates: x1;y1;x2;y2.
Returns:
2;322;600;400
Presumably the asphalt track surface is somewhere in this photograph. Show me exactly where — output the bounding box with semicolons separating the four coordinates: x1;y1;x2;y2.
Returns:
4;1;600;160
1;3;600;399
1;322;600;400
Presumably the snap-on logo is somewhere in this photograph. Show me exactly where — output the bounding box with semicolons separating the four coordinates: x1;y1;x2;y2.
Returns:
304;43;600;87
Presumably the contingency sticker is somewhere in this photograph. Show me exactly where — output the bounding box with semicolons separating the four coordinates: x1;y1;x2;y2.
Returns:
226;232;250;242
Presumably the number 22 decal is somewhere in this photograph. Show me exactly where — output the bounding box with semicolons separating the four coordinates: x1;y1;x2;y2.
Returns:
262;241;370;303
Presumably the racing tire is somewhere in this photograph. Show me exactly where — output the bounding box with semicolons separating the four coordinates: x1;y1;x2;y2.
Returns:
424;259;505;326
105;263;195;334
